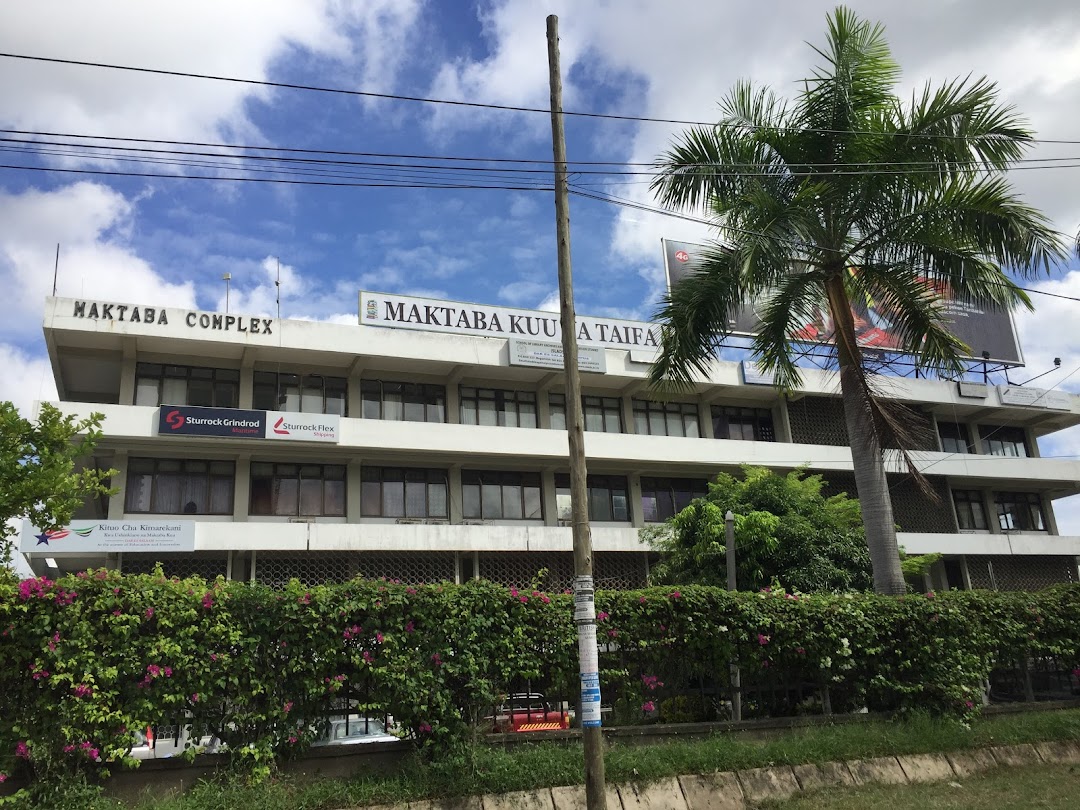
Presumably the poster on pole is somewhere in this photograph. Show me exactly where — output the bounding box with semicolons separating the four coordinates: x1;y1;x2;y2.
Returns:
662;238;1025;366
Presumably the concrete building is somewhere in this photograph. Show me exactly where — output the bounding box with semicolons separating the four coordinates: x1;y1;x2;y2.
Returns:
19;292;1080;592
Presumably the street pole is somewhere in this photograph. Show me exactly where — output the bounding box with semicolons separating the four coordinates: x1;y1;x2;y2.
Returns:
725;510;741;722
546;15;606;810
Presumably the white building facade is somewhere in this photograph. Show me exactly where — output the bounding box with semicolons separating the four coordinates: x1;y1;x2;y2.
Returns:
19;293;1080;592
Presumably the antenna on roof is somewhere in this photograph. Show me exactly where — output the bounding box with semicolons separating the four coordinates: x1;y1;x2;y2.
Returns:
52;243;60;295
275;256;281;321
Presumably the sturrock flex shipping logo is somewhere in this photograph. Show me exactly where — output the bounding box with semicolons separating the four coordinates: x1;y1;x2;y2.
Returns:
269;415;337;440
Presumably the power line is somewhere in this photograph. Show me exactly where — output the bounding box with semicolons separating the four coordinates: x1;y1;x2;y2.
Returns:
5;52;1080;144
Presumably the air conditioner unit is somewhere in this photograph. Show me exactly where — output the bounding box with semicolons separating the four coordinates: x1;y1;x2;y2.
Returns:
288;517;315;524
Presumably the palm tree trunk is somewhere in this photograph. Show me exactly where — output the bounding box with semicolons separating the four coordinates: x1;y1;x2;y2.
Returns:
824;275;907;595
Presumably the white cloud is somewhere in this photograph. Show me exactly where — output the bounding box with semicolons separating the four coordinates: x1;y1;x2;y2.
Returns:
0;1;424;148
0;344;57;414
498;279;551;306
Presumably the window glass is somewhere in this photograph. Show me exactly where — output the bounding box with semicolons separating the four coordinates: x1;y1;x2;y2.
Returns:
126;458;234;514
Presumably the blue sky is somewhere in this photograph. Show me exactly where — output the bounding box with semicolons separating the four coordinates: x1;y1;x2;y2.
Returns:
3;0;1080;528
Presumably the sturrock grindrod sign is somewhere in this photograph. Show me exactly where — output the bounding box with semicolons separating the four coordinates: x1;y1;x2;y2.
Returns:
157;406;339;443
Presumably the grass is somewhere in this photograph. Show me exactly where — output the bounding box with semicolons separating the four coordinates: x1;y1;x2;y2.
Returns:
760;762;1080;808
92;708;1080;810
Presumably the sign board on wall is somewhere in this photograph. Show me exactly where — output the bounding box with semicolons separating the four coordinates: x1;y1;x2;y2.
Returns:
21;520;195;554
508;339;607;373
360;291;661;352
662;239;1026;366
66;299;275;338
741;361;774;386
158;405;340;443
998;386;1072;411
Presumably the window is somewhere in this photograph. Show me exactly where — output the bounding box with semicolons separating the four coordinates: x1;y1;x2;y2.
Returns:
360;380;445;423
712;406;775;441
982;426;1028;458
952;490;987;531
253;372;347;415
125;458;234;515
632;400;700;437
995;492;1046;531
462;471;542;520
555;474;629;522
460;388;537;428
360;467;447;518
938;422;972;454
549;394;623;433
641;477;708;522
135;363;239;408
250;463;345;516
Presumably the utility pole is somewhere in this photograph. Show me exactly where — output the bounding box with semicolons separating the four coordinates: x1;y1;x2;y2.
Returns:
725;510;741;722
547;15;606;810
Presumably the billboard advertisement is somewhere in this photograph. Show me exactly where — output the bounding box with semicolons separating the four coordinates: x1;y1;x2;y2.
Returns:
21;520;195;554
157;406;339;443
662;239;1024;366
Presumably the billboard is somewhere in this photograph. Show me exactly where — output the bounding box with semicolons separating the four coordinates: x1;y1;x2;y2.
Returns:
21;520;195;554
662;239;1024;366
157;406;339;443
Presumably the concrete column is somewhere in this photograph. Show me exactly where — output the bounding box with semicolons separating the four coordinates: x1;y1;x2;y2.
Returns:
447;466;463;524
928;411;943;451
969;423;986;454
983;488;1000;534
959;556;973;590
775;396;793;443
541;470;558;526
239;350;256;409
627;472;643;528
446;384;460;425
107;451;128;519
698;398;714;440
620;395;635;435
347;358;364;419
346;460;364;523
1024;427;1041;458
1042;494;1060;535
119;340;137;405
232;457;250;522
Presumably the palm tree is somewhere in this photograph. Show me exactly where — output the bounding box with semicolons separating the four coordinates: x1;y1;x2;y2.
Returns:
648;6;1065;594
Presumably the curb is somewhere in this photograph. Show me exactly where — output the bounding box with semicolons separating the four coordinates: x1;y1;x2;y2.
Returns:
354;740;1080;809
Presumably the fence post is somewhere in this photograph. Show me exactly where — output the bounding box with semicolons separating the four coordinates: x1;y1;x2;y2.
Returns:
726;510;741;722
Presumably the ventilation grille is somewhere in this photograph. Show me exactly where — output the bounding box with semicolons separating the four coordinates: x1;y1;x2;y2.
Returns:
966;555;1077;591
120;554;228;581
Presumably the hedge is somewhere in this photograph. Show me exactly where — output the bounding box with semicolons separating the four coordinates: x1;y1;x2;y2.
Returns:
1;570;1078;787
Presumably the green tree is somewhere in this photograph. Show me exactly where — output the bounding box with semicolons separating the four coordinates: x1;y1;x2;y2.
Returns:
648;7;1065;594
0;402;115;562
643;466;873;592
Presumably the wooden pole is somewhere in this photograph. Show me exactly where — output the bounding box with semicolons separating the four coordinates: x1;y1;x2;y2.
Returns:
546;15;607;810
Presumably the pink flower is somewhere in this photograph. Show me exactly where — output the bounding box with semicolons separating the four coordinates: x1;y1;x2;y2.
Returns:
540;594;551;604
288;736;298;744
758;634;771;646
113;587;120;595
63;745;76;753
145;607;155;619
210;653;218;662
191;693;199;703
202;593;214;609
0;773;8;783
88;748;99;760
363;651;374;664
73;683;93;698
639;596;647;604
112;610;122;617
519;595;529;603
375;632;384;644
283;701;294;714
406;587;417;596
608;629;619;638
925;591;936;599
762;660;770;668
510;587;519;598
796;647;806;655
418;722;432;734
965;700;975;709
405;620;415;633
15;741;29;759
431;653;443;667
298;592;311;605
163;667;173;678
147;664;161;677
597;611;610;622
641;701;655;713
669;591;681;600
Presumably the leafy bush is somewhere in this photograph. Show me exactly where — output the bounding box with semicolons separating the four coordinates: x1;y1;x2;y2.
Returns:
1;568;1078;793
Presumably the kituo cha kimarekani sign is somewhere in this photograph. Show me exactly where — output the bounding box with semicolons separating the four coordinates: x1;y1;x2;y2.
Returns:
20;520;195;554
158;405;339;443
360;290;661;351
662;239;1025;366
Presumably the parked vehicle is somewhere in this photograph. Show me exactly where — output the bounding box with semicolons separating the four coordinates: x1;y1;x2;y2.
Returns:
129;726;221;760
311;716;399;746
487;693;570;732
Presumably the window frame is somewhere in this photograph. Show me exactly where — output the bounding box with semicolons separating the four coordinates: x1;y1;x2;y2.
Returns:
640;477;709;522
459;387;538;428
253;371;347;416
135;363;240;409
938;421;972;454
549;394;623;433
249;462;346;517
554;473;630;522
994;491;1047;532
951;489;988;531
461;470;543;520
632;399;700;438
711;405;776;441
360;379;446;423
360;467;448;519
125;457;235;515
981;426;1029;458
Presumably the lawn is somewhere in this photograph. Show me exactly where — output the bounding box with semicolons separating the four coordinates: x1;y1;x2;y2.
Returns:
761;762;1080;809
90;707;1080;810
